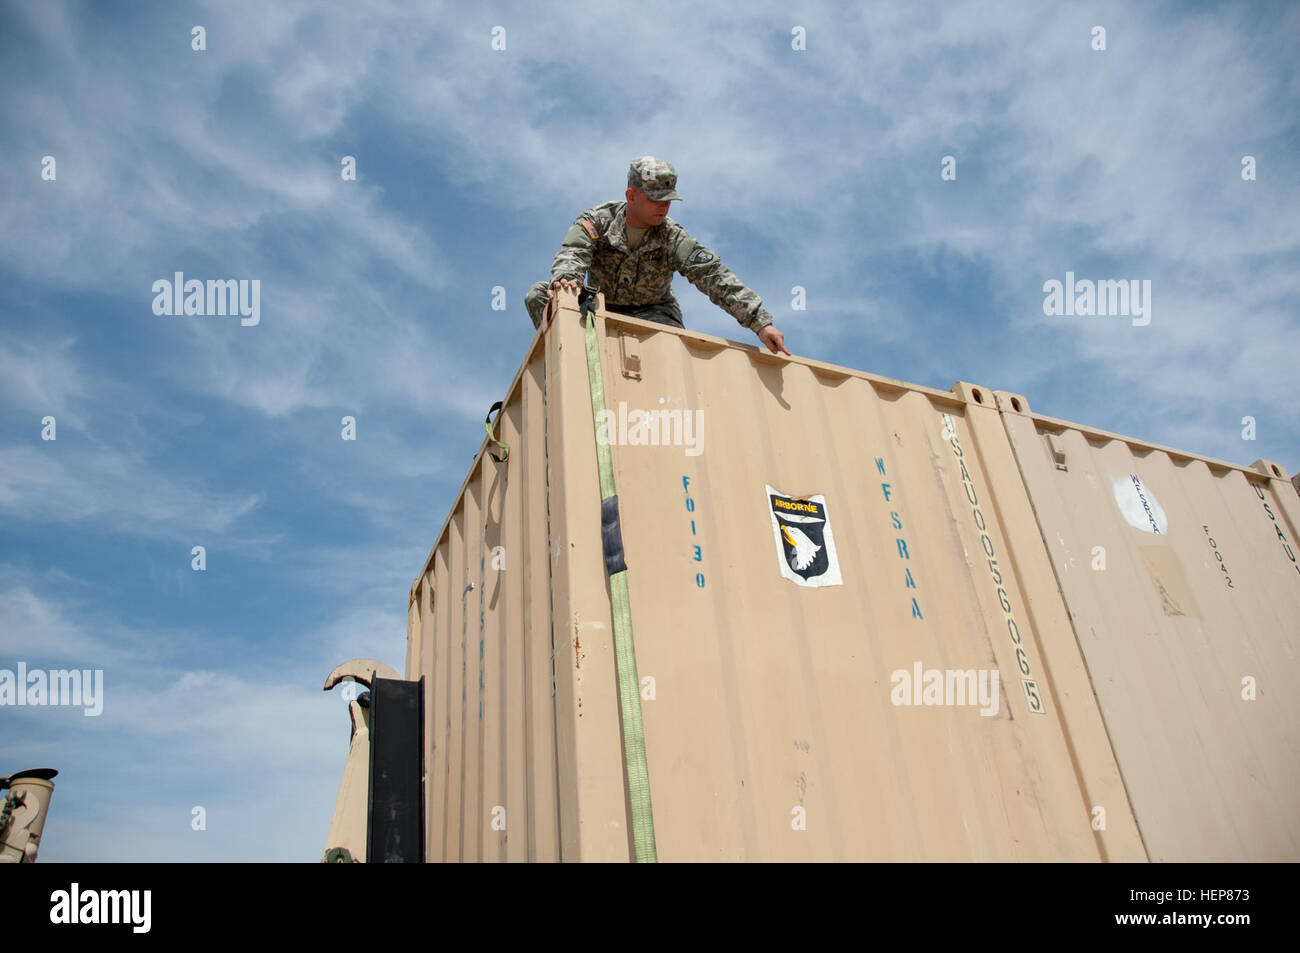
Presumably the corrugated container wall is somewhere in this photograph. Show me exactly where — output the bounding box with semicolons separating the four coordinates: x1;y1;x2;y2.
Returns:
994;393;1300;861
404;293;1298;862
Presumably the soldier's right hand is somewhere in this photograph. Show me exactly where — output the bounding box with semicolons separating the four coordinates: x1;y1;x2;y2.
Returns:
758;324;792;356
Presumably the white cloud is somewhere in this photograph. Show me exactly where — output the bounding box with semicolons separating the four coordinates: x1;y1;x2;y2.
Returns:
0;334;90;432
0;566;401;861
0;445;264;536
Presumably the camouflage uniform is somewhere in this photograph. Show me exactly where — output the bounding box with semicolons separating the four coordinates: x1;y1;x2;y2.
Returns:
525;158;775;334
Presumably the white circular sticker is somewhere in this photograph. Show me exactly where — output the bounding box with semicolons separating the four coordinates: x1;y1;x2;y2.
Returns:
1113;474;1168;534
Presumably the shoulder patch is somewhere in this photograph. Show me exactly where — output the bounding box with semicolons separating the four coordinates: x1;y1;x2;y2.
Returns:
688;247;716;265
579;219;599;240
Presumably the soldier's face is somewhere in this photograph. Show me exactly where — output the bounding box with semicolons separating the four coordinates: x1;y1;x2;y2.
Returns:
625;187;672;228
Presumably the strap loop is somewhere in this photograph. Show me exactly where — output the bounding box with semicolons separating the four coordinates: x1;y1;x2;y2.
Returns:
484;401;509;463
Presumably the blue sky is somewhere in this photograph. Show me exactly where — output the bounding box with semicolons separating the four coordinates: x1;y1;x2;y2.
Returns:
1;0;1296;861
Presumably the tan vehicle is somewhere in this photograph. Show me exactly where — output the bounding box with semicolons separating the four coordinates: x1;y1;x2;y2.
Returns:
1;768;58;863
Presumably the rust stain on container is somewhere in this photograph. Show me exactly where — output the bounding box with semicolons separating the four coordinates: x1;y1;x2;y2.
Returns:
1138;546;1197;617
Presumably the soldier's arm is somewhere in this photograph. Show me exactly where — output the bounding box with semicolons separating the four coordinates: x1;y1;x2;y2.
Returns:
551;215;600;284
671;232;774;333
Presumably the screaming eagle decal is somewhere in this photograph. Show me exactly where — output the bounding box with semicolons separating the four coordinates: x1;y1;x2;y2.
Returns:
687;247;716;265
766;486;843;587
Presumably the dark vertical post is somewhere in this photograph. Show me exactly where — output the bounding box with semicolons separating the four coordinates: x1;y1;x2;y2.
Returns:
367;677;424;863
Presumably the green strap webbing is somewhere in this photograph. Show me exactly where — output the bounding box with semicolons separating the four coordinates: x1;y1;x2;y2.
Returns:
580;299;657;863
484;401;509;463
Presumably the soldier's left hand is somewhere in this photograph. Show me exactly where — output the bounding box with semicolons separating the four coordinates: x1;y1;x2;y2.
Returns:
758;325;791;356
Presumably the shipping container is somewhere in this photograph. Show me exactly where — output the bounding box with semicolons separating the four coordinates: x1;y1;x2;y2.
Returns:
400;291;1163;862
994;393;1300;861
377;291;1299;862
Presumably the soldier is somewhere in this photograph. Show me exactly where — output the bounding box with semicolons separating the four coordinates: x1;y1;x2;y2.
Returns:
525;157;791;355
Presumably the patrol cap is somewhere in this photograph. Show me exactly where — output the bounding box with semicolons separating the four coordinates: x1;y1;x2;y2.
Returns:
628;156;683;202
